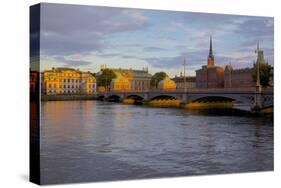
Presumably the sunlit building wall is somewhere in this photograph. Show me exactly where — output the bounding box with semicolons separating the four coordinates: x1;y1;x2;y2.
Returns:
109;68;152;91
42;67;96;95
158;77;177;90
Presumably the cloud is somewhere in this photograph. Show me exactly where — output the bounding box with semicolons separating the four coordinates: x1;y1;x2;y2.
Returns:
142;47;166;52
42;55;92;68
38;4;274;72
143;50;207;69
234;18;273;37
40;3;150;56
143;46;265;70
63;59;92;67
88;52;137;59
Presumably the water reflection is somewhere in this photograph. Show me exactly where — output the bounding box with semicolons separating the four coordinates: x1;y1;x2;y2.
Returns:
40;100;273;184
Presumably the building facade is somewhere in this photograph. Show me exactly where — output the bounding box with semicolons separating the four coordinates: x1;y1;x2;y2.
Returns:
224;65;255;88
42;67;96;95
224;44;271;88
109;68;152;91
196;36;224;88
172;76;196;89
158;76;177;90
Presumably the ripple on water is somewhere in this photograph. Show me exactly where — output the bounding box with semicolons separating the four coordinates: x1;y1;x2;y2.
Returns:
40;100;273;183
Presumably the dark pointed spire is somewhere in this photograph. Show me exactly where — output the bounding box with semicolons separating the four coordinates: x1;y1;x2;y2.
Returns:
209;35;213;57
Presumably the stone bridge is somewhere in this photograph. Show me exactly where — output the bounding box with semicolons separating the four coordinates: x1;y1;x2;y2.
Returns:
97;88;273;111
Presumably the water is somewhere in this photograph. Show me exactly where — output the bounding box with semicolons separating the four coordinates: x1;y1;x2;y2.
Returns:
40;100;273;184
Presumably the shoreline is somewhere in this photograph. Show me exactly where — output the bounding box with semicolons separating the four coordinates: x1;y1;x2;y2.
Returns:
41;94;97;101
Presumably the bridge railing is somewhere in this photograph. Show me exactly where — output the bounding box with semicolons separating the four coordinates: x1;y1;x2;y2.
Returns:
97;87;273;95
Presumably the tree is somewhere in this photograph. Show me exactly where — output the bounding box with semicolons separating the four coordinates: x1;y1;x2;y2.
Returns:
97;69;117;87
150;72;167;88
252;63;273;87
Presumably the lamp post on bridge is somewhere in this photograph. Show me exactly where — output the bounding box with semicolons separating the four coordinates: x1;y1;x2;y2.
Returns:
183;58;187;93
254;41;262;109
255;42;262;93
182;58;187;102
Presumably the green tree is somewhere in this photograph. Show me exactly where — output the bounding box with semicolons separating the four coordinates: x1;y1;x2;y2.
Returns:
150;72;167;88
97;69;117;87
252;63;273;87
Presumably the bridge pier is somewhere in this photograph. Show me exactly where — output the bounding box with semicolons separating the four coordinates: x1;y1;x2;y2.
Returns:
181;93;187;103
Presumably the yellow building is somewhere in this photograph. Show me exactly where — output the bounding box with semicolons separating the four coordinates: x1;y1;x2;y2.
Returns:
110;76;131;91
107;68;151;91
158;76;176;90
42;67;96;95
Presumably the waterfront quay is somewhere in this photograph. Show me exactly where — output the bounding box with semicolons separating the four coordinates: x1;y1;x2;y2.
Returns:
41;94;97;101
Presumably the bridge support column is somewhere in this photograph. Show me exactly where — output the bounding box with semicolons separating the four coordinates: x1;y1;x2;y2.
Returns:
253;92;263;111
143;93;148;100
182;93;187;103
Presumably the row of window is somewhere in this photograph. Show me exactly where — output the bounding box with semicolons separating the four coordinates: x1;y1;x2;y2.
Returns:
44;78;94;83
47;90;95;94
46;73;80;77
47;84;96;89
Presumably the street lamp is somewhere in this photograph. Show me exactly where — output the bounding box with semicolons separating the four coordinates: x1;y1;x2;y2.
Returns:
183;58;187;93
255;42;262;93
254;41;262;109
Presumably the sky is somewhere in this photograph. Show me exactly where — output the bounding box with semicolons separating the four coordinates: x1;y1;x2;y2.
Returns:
38;3;274;77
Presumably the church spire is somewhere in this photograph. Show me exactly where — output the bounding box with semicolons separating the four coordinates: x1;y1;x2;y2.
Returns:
209;35;213;57
207;35;215;67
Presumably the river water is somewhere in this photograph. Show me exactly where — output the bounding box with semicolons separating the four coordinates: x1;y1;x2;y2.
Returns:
40;100;273;184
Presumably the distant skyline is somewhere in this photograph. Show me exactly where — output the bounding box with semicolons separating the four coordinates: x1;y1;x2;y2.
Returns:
38;3;274;77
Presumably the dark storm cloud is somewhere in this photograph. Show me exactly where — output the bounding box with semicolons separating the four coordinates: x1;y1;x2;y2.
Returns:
40;3;150;55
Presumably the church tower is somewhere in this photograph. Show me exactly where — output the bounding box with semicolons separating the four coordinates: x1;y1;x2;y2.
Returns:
207;35;215;67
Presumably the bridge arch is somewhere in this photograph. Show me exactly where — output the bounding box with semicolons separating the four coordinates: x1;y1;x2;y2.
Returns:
149;95;179;100
107;94;121;102
124;94;144;100
189;96;235;103
96;95;105;100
